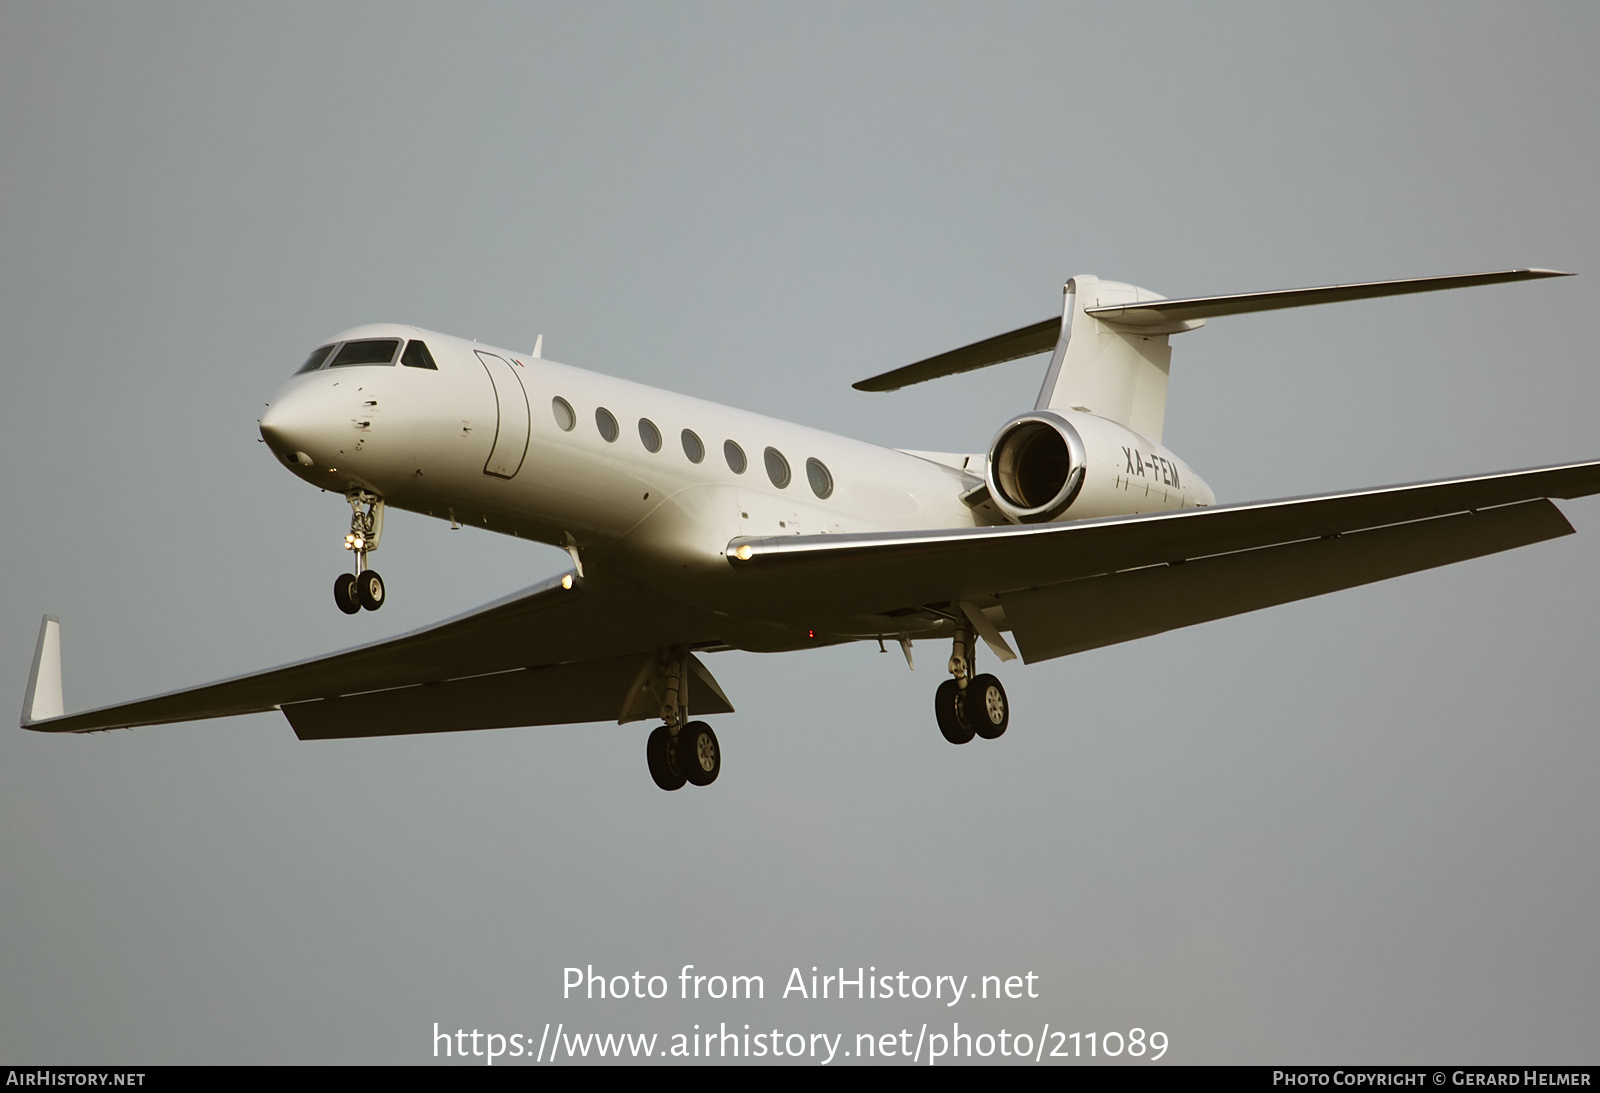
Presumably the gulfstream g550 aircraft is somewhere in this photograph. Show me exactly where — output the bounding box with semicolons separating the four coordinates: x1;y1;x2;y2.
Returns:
22;270;1600;790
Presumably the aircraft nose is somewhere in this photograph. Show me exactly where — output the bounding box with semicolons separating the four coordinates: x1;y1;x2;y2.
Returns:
260;386;337;469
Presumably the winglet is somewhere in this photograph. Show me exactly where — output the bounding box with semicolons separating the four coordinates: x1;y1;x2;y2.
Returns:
21;616;63;727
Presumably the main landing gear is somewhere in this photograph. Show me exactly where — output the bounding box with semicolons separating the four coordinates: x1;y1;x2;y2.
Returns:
647;721;720;791
643;649;722;791
334;491;386;615
934;620;1008;745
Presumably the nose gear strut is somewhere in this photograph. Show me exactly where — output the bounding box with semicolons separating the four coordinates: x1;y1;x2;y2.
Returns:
335;491;387;613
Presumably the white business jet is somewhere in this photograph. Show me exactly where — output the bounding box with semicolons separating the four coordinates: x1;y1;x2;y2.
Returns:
21;270;1600;790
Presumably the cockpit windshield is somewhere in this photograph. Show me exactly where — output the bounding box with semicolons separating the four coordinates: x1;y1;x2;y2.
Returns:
293;337;435;376
329;339;402;367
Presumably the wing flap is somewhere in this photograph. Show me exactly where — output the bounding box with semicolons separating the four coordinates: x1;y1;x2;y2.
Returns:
283;653;734;740
1000;498;1572;662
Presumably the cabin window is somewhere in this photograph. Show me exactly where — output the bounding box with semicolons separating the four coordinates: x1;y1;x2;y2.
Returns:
764;447;791;489
724;440;747;474
296;345;336;374
806;457;834;499
638;418;662;453
595;407;619;443
681;429;704;464
401;340;438;370
551;397;575;431
329;339;401;367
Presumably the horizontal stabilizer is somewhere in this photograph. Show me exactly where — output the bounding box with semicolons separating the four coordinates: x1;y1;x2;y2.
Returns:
852;318;1059;392
1084;269;1571;327
852;269;1570;392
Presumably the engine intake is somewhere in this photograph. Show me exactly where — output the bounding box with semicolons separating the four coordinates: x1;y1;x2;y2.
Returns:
985;411;1087;523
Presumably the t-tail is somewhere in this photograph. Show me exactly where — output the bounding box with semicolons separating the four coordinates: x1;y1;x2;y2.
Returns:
855;269;1571;446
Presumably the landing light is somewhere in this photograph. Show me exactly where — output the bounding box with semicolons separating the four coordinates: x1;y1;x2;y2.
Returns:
561;574;574;590
735;545;753;561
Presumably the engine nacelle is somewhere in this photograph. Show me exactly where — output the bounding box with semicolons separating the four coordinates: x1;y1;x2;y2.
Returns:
985;412;1087;523
984;409;1213;524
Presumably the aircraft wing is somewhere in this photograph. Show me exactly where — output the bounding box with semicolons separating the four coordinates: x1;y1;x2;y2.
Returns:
20;576;734;738
725;460;1600;662
25;460;1600;736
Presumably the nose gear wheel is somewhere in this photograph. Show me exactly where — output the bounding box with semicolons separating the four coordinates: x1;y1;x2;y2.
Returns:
356;570;385;611
333;573;361;615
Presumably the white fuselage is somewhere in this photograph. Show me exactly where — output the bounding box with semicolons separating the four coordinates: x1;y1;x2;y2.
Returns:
258;324;1214;642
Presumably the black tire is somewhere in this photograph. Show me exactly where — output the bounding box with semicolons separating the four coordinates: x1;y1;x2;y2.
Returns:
679;721;720;786
333;572;361;614
968;674;1009;739
356;569;385;611
647;725;686;791
935;679;974;744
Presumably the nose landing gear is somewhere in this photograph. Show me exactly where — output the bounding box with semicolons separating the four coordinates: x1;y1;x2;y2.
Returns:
335;491;386;613
934;620;1009;744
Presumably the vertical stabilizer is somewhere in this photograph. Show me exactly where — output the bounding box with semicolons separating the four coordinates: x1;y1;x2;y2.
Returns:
1035;275;1197;444
22;616;63;726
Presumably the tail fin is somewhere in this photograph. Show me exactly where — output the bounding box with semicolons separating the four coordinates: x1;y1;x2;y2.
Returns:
1035;275;1186;443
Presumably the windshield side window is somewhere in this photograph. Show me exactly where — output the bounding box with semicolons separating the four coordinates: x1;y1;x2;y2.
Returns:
329;339;401;367
296;345;336;374
401;340;438;369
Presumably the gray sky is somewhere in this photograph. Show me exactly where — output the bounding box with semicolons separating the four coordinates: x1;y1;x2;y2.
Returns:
2;2;1597;1065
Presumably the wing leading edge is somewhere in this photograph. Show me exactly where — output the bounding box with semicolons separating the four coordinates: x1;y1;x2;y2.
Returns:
725;460;1600;661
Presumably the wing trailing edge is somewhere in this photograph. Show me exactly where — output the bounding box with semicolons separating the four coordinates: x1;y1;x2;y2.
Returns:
1000;498;1571;663
282;653;732;740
